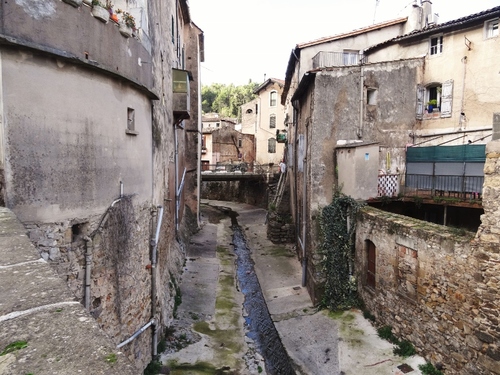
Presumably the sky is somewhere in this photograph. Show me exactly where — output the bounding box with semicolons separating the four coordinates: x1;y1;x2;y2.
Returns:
188;0;500;86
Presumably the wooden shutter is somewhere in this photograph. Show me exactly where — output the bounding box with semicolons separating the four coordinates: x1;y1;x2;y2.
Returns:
440;80;453;118
416;85;425;120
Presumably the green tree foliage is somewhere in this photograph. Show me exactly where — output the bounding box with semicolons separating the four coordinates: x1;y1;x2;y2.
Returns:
201;81;259;118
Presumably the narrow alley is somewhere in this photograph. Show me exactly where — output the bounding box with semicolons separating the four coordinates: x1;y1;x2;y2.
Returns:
160;200;426;375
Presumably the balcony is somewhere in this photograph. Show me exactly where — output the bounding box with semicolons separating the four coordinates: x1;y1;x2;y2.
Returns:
312;51;363;69
173;69;191;121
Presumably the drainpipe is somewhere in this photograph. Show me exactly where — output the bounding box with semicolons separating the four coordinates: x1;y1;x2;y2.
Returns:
84;182;124;311
151;205;163;358
301;129;308;287
357;65;365;139
117;319;155;349
174;124;179;231
459;56;468;130
84;237;92;310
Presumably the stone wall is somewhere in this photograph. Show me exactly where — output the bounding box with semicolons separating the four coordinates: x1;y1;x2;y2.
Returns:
354;139;500;374
201;180;269;208
355;206;487;374
25;196;156;369
267;173;295;244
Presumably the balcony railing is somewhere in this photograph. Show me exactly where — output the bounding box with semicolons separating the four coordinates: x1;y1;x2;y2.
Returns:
201;163;280;174
312;51;363;69
405;174;483;199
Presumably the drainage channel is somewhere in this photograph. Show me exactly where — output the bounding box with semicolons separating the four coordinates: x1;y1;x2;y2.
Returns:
228;211;296;375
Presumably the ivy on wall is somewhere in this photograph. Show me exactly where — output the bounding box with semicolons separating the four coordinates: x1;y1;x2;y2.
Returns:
318;192;364;310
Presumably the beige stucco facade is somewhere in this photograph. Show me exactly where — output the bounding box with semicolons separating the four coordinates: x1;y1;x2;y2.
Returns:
240;78;286;166
367;8;500;145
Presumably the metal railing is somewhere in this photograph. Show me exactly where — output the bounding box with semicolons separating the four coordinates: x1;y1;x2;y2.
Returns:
201;163;280;174
405;174;483;199
312;51;363;69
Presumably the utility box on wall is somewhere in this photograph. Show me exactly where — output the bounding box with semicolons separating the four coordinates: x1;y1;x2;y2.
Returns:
336;141;379;200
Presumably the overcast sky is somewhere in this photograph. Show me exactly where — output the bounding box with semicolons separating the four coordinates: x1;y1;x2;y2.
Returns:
188;0;500;86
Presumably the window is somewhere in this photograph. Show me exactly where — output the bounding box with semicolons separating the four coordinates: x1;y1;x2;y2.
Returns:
246;108;253;114
367;89;377;105
429;35;443;55
415;80;453;119
366;240;376;289
343;49;359;65
126;107;138;135
171;16;175;43
269;91;277;107
486;18;499;38
268;138;276;153
238;138;242;148
269;114;276;128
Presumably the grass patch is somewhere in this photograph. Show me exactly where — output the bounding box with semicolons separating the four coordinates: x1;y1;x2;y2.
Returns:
104;353;117;364
1;341;28;356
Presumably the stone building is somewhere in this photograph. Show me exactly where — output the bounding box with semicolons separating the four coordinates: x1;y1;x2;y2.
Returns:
283;1;500;303
280;1;500;372
355;136;500;374
241;78;287;166
0;0;202;371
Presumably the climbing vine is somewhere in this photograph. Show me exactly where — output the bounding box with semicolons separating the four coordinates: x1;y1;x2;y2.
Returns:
318;191;364;310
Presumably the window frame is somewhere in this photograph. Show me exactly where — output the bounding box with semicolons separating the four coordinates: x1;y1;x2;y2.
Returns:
269;91;277;107
269;114;276;129
429;34;443;56
366;240;376;289
268;138;276;153
485;18;499;39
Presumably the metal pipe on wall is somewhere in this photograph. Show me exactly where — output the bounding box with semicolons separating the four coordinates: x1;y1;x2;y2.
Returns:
301;127;308;288
151;205;163;357
117;319;155;349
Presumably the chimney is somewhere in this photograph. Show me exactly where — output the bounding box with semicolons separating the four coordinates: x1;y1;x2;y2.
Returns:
421;0;433;27
405;0;424;33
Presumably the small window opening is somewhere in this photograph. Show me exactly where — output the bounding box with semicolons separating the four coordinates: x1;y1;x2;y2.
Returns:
238;138;242;148
367;89;377;105
366;240;376;288
72;222;88;243
126;107;138;135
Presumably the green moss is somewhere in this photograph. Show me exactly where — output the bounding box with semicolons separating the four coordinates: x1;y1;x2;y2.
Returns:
104;353;117;364
1;341;28;356
166;360;235;375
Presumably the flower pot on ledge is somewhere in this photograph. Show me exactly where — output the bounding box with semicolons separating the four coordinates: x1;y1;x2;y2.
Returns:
119;23;133;38
63;0;83;7
91;5;110;23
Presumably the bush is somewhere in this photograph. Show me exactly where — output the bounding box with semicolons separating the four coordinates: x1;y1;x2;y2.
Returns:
419;362;444;375
393;340;416;357
377;326;398;344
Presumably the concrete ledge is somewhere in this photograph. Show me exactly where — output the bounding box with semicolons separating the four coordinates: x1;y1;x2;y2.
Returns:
0;208;135;375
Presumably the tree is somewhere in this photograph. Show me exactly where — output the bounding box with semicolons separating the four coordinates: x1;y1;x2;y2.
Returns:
201;81;259;118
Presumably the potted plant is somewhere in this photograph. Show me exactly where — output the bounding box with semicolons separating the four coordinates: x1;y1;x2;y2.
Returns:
91;0;110;23
116;9;136;38
427;99;438;112
62;0;83;8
